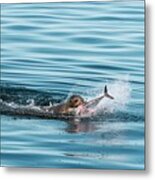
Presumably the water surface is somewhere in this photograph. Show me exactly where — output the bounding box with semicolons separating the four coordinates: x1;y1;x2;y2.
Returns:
1;0;144;169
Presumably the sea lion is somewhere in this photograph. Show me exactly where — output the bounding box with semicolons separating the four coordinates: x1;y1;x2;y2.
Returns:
43;85;114;117
0;86;114;119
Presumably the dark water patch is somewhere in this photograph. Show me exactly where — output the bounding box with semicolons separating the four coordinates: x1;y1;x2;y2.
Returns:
83;15;144;22
97;112;144;123
0;84;65;106
80;63;136;72
70;36;103;45
4;24;42;31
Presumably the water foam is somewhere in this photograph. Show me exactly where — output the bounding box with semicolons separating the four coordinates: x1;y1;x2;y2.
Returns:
96;80;131;114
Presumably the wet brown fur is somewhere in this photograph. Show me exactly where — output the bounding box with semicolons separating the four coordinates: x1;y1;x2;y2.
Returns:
47;95;85;115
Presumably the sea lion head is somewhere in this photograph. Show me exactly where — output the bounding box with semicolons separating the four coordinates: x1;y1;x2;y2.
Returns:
68;95;85;108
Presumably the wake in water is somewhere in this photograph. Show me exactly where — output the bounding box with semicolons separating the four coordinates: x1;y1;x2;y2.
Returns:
0;80;131;120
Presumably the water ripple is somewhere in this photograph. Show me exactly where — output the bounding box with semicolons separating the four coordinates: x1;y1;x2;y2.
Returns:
1;0;144;169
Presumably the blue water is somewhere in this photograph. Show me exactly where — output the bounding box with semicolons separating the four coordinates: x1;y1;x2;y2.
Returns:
1;0;145;169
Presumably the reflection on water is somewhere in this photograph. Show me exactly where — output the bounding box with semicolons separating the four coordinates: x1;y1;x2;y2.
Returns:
66;119;97;133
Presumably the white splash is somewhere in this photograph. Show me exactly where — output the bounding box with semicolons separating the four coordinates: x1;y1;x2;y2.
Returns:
96;80;131;113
